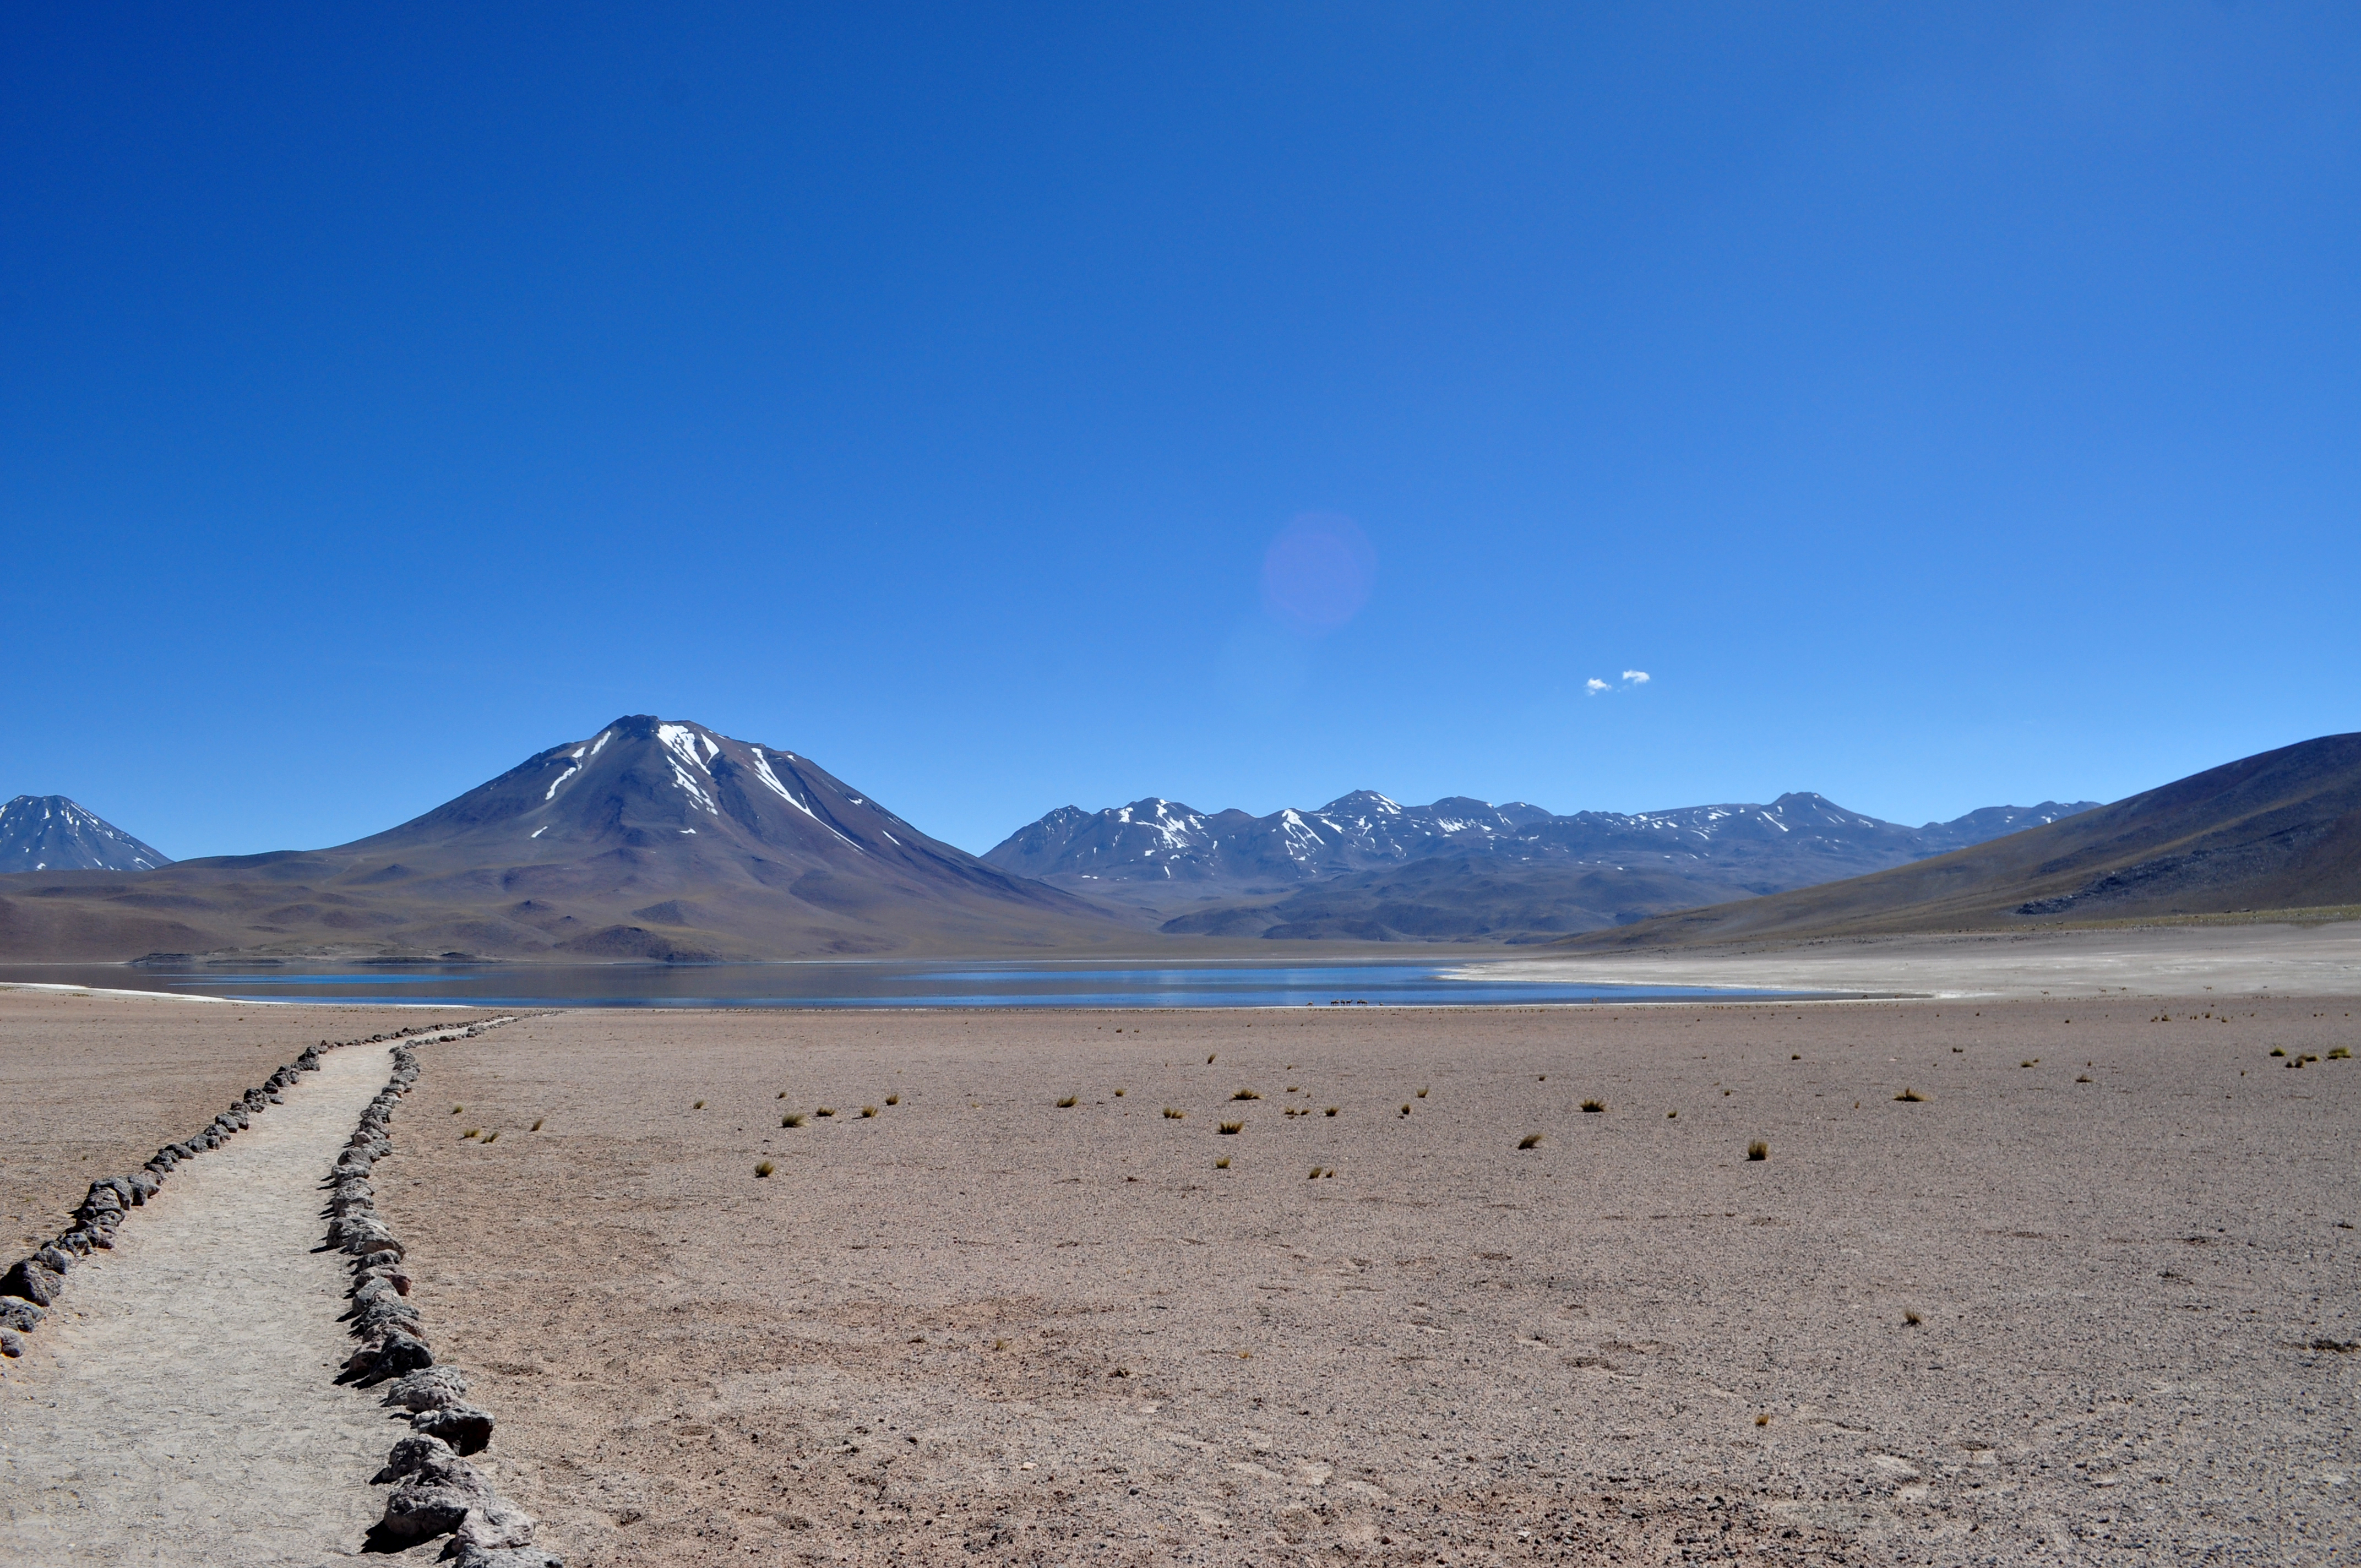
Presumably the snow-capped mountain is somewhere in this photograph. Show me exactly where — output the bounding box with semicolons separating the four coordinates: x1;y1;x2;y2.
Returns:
986;790;2097;887
0;796;171;874
0;717;1117;962
984;788;2101;940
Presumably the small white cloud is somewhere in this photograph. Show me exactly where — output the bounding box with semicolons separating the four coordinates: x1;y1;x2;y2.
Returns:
1585;677;1610;694
1622;669;1651;685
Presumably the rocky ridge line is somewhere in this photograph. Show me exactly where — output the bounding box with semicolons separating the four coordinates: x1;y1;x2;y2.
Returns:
331;1028;561;1567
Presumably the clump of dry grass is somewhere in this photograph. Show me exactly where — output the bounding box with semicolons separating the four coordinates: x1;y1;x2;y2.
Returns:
777;1090;787;1098
1218;1120;1243;1135
451;1105;463;1115
1791;1053;1801;1060
1325;1106;1339;1117
1206;1053;1217;1064
530;1118;544;1132
1580;1099;1605;1113
1163;1107;1185;1119
693;1099;706;1109
1308;1166;1323;1179
1113;1088;1124;1097
1667;1109;1678;1119
1895;1088;1925;1102
2020;1059;2039;1069
1747;1140;1767;1161
755;1161;775;1178
2271;1047;2287;1057
782;1112;805;1128
1415;1087;1428;1098
1056;1095;1078;1108
815;1106;837;1118
1232;1088;1261;1100
462;1128;480;1140
861;1105;878;1118
1214;1157;1230;1169
886;1093;900;1104
483;1130;499;1144
1902;1309;1922;1326
1517;1133;1543;1150
1399;1103;1412;1117
2075;1073;2093;1083
2331;1048;2352;1060
1754;1413;1771;1427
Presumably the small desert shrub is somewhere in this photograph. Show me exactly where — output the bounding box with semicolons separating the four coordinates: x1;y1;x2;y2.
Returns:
1416;1087;1428;1098
1309;1166;1323;1179
2330;1048;2351;1059
1747;1140;1767;1161
1207;1053;1217;1064
1214;1156;1230;1169
782;1113;805;1128
1517;1133;1543;1150
1218;1120;1243;1135
1902;1309;1922;1326
2075;1074;2093;1083
1400;1104;1411;1117
463;1128;480;1139
755;1161;775;1178
1163;1107;1184;1119
693;1099;705;1109
815;1107;837;1117
1232;1088;1260;1101
777;1090;787;1098
1895;1088;1925;1102
530;1118;544;1132
1791;1054;1800;1060
861;1105;878;1118
451;1106;463;1115
1667;1109;1678;1119
886;1093;900;1104
1113;1088;1124;1097
1754;1413;1770;1428
1580;1099;1604;1113
1056;1095;1078;1108
2271;1047;2286;1057
1325;1106;1339;1117
2020;1059;2038;1068
483;1130;499;1144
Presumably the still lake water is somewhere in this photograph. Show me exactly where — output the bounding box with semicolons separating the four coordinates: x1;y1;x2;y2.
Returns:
3;960;1835;1010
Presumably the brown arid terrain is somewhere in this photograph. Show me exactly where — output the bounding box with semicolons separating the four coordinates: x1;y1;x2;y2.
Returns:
2;934;2357;1566
0;987;430;1257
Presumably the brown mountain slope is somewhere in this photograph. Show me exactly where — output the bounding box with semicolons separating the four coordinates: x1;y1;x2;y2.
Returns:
0;716;1127;962
1552;732;2361;950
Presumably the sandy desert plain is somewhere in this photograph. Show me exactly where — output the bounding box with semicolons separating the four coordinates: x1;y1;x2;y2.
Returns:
2;924;2359;1567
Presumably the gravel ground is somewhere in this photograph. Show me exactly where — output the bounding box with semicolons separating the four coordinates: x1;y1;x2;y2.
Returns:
371;993;2361;1566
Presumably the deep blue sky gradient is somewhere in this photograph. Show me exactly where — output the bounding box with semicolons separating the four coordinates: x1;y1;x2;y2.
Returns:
5;3;2357;857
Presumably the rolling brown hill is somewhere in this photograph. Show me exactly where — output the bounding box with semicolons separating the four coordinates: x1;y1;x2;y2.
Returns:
1552;732;2361;951
0;716;1126;962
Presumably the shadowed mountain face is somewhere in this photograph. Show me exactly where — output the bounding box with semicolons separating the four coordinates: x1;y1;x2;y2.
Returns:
986;792;2100;941
0;717;1118;962
1552;733;2361;950
0;797;171;873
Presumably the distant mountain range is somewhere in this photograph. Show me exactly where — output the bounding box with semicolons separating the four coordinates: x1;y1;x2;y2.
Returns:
0;716;1117;963
983;791;2099;942
0;796;171;874
1554;732;2361;950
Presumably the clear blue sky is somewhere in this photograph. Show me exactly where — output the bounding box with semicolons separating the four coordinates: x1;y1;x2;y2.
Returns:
6;4;2357;859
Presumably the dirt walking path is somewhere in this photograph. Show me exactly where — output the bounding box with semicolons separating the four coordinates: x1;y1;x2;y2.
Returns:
0;1043;401;1566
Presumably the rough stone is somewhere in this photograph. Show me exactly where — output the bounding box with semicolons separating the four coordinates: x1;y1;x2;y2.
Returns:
383;1365;471;1412
32;1245;74;1275
445;1544;563;1568
0;1297;45;1331
372;1433;456;1484
411;1401;494;1455
2;1259;65;1307
348;1327;434;1381
0;1327;22;1358
378;1456;531;1546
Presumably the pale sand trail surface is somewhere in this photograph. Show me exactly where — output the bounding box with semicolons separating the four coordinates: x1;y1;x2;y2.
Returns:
1478;921;2361;1000
0;1042;401;1566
